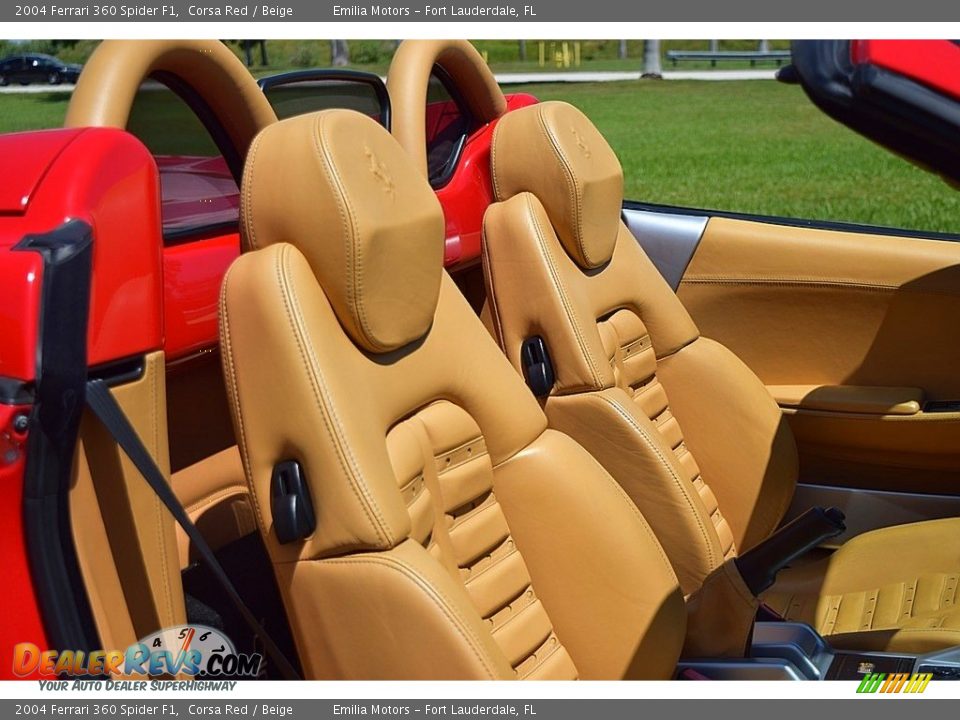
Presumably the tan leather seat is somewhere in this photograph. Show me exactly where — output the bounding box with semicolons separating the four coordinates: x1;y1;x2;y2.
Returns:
481;100;960;654
218;108;686;679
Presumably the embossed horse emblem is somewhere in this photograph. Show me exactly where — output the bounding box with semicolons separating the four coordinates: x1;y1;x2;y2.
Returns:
571;126;591;158
364;146;395;196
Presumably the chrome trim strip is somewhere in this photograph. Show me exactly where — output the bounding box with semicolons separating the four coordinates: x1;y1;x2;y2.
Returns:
621;208;708;290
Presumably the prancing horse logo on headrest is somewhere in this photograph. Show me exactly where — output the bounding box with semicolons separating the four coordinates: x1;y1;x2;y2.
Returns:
571;126;591;159
364;146;395;197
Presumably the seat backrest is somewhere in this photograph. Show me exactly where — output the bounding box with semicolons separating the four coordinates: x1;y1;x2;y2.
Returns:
482;101;799;595
219;109;686;679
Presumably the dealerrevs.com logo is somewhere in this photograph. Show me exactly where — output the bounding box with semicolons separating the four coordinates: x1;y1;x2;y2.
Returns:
13;625;263;679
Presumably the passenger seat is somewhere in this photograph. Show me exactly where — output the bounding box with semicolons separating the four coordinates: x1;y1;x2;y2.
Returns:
481;100;960;654
218;109;686;679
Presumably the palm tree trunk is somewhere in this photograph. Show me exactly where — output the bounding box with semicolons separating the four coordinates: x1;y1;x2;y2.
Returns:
331;40;350;67
642;40;662;78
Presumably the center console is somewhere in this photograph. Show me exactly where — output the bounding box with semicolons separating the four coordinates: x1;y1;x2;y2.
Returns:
677;506;960;680
678;622;960;681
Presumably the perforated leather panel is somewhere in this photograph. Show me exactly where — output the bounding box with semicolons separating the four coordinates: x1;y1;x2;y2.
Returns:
767;572;960;636
387;401;579;679
598;309;737;561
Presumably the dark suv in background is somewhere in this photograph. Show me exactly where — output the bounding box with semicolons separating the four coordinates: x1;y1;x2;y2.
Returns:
0;53;81;86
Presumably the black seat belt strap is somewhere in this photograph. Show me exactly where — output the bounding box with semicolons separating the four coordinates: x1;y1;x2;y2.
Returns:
84;378;301;681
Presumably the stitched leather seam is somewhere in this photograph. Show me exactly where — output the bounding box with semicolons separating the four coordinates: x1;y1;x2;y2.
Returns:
518;634;567;678
218;267;263;531
480;228;508;350
312;114;361;346
537;106;588;267
322;554;502;679
436;435;487;463
464;546;521;586
149;358;176;626
489;592;541;635
490;123;503;201
655;334;698;361
240;132;264;251
185;485;249;515
277;245;394;545
569;405;676;574
448;498;502;535
681;277;898;291
312;114;381;352
596;394;718;568
525;194;603;389
437;450;491;477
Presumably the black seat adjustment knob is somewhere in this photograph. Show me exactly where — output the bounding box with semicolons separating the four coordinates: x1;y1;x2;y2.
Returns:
270;460;317;544
520;336;555;398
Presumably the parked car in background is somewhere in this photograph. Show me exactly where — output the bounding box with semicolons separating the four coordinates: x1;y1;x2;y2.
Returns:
0;53;81;86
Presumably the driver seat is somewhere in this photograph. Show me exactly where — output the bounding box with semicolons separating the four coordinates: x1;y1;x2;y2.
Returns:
218;108;686;679
481;100;960;654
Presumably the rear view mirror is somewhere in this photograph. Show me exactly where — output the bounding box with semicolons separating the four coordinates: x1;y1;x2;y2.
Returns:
258;69;391;129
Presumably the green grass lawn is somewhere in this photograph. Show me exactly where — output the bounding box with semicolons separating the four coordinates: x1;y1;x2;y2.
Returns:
2;78;958;234
519;80;960;234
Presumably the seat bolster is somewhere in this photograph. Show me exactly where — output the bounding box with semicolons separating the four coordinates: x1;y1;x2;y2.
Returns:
493;429;687;680
656;337;798;552
220;243;413;561
546;388;724;595
277;539;515;680
765;518;960;653
483;193;614;394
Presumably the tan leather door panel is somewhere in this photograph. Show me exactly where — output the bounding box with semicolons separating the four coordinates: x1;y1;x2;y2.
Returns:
677;216;960;493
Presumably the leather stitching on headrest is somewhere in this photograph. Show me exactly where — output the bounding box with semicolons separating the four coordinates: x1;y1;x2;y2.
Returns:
537;106;589;268
312;113;367;351
241;131;265;251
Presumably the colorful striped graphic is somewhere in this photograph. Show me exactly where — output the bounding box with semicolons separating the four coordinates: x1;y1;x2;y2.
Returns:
856;672;933;694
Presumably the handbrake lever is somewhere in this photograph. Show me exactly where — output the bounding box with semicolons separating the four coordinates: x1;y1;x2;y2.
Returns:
734;507;846;596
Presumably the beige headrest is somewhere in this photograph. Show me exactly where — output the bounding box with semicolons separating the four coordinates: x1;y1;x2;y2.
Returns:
241;109;445;353
491;102;623;270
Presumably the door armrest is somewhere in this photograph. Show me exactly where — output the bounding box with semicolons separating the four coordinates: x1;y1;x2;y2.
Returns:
768;384;924;416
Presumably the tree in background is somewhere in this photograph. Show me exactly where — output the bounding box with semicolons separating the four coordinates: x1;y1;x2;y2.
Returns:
642;40;662;78
331;40;350;67
235;40;268;67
